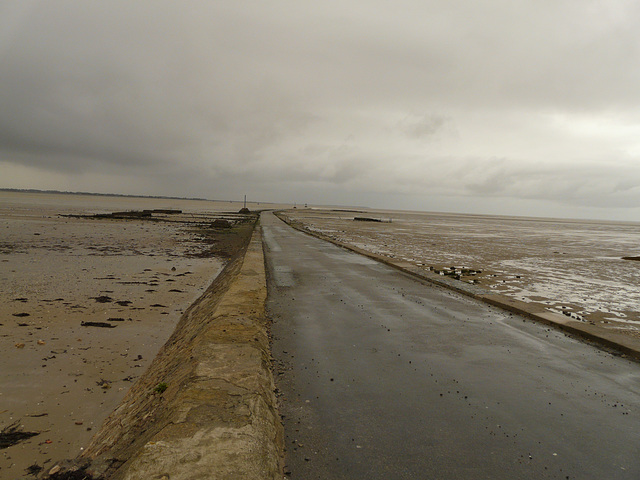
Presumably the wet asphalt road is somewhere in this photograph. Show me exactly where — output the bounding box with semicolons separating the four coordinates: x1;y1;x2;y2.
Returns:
262;212;640;480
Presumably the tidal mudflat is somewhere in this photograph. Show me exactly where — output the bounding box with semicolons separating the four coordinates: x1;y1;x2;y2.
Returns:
0;191;260;478
283;208;640;338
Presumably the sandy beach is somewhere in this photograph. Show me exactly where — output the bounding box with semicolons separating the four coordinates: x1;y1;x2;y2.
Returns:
0;191;262;478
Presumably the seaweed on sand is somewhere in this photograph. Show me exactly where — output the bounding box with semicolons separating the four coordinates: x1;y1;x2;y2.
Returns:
0;421;39;449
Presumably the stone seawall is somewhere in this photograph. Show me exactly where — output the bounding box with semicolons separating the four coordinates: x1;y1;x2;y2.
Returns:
46;219;283;479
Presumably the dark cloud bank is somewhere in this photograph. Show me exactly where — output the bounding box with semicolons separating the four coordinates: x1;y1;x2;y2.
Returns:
1;1;639;220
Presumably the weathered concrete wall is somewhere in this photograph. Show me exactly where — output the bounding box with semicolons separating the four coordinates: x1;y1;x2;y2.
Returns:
48;220;283;479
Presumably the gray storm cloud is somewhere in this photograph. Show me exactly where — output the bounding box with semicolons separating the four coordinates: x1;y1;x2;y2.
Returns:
1;0;639;220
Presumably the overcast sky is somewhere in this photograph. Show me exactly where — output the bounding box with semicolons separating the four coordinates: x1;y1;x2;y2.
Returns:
1;1;639;220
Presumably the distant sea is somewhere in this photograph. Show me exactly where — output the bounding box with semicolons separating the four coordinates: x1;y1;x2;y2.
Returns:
0;188;247;216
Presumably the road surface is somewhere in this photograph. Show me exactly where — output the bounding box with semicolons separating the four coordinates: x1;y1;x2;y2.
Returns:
262;212;640;479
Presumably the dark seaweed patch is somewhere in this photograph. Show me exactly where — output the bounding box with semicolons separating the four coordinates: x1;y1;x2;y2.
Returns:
81;321;116;328
0;422;39;449
91;296;113;303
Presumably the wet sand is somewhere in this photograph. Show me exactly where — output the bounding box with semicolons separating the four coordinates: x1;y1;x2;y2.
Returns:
0;192;263;478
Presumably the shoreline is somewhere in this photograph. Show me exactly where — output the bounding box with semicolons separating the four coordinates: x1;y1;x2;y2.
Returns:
0;193;259;478
24;208;638;477
275;211;640;362
40;215;283;479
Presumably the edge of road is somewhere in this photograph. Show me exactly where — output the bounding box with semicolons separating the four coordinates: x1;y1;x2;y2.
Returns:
274;211;640;362
43;217;284;480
